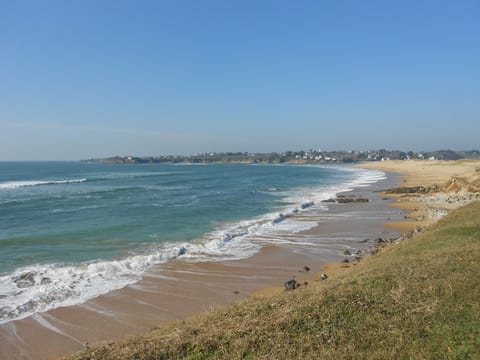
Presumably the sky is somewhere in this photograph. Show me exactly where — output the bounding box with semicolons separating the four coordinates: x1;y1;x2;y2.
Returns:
1;0;479;160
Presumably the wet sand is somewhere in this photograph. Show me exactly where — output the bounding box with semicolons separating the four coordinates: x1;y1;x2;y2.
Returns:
0;172;405;360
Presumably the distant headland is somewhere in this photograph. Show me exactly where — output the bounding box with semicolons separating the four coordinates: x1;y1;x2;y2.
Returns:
83;149;480;164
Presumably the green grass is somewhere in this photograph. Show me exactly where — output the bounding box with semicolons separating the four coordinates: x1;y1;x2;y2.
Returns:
69;201;480;360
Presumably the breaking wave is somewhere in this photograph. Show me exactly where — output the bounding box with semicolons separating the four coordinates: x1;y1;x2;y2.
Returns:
0;179;87;190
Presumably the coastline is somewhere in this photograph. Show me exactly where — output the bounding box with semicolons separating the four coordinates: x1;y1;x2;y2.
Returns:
0;168;405;360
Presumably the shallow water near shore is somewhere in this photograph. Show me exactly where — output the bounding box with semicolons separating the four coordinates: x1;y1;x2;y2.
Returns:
0;162;386;324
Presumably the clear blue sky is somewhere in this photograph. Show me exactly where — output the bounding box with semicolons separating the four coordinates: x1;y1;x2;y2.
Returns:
1;0;479;160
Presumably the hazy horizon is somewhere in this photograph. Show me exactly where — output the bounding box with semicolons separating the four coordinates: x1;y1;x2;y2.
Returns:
1;1;479;161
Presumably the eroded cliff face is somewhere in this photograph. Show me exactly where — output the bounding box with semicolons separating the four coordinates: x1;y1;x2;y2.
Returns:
386;173;480;222
440;175;480;193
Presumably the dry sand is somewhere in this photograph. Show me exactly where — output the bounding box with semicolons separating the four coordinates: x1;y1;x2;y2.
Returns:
357;159;480;187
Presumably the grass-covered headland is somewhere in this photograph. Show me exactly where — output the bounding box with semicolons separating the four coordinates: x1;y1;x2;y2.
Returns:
70;201;480;360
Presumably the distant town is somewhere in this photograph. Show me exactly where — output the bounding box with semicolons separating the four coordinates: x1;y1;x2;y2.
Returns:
84;149;480;164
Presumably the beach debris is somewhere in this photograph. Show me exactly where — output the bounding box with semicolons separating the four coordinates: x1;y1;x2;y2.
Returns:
343;249;352;256
284;278;299;290
301;266;310;272
341;258;350;263
233;290;239;294
304;281;309;286
320;273;328;280
84;342;90;350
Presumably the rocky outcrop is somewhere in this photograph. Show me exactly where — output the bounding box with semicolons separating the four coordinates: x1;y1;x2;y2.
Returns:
385;175;480;222
385;186;437;194
322;196;369;204
440;176;480;193
337;198;369;203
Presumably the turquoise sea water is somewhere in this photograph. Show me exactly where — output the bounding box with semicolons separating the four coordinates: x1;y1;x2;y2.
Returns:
0;161;384;323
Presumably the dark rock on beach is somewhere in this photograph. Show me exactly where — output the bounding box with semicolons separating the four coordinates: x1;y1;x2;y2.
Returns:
300;201;315;209
284;279;299;290
14;271;36;288
375;237;386;244
322;198;336;203
336;197;369;204
322;197;369;204
385;186;435;194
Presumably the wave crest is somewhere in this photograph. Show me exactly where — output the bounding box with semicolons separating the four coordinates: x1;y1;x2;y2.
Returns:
0;179;87;190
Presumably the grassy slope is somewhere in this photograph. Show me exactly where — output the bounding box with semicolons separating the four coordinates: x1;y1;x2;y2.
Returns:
70;202;480;360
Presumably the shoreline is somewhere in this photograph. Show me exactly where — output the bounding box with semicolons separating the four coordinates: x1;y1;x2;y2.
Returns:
1;169;405;360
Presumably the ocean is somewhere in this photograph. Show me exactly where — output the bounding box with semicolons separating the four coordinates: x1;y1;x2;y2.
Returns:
0;161;385;324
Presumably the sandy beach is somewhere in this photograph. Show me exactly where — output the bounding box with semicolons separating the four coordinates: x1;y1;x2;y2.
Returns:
357;159;480;187
2;159;479;360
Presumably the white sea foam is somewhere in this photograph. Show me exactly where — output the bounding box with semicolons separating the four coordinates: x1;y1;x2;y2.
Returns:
0;166;386;324
0;178;87;190
0;246;182;324
49;205;103;214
